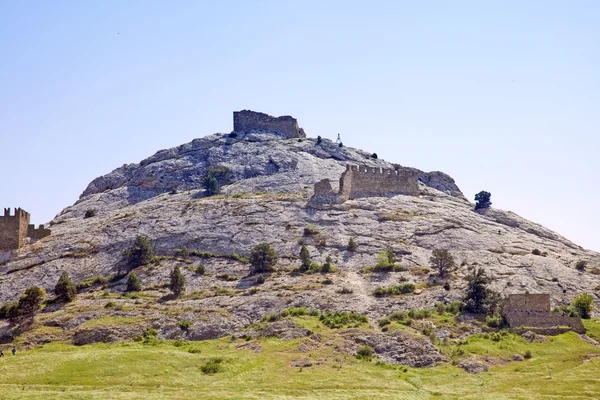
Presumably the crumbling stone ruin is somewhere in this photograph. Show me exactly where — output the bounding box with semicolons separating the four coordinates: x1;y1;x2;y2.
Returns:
233;110;306;139
311;164;420;204
0;208;51;251
501;293;585;334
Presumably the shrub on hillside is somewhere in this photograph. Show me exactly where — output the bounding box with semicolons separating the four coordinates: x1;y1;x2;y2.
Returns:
126;272;142;292
17;286;46;319
430;249;455;278
474;191;492;210
299;245;311;269
0;302;19;320
463;267;500;315
571;293;594;319
84;209;96;219
123;235;154;269
575;260;587;272
54;271;77;303
347;238;358;251
373;284;415;297
169;266;186;297
319;311;368;328
356;346;375;361
249;243;278;274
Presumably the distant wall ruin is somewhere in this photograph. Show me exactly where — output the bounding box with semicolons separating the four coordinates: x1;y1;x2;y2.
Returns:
233;110;306;139
0;208;51;251
501;293;585;334
311;164;420;204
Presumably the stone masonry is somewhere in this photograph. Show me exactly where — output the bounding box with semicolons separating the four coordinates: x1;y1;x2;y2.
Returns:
311;164;420;204
501;293;585;334
0;208;51;251
233;110;306;139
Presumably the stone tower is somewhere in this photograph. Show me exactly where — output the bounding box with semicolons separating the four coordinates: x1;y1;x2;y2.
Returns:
0;208;51;251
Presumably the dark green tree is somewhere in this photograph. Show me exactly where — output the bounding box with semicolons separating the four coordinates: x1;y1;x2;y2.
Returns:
474;191;492;210
463;267;500;314
317;135;322;144
430;249;456;278
126;272;142;292
54;271;77;303
322;256;334;273
299;245;311;268
347;238;358;251
249;243;278;274
371;153;378;159
169;266;186;297
203;176;220;196
124;235;154;269
18;286;47;318
571;293;594;319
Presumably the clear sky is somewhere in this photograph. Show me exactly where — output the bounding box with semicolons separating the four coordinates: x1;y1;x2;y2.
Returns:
1;1;598;251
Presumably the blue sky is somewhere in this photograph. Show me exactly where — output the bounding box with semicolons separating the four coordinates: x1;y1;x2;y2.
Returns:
1;1;598;251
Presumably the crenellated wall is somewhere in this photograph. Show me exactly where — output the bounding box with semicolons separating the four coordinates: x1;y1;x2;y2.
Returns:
310;164;420;204
339;164;420;200
233;110;306;139
0;207;51;251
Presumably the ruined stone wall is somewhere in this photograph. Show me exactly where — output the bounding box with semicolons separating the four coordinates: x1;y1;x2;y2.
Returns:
0;208;30;251
233;110;306;139
505;313;586;334
501;294;550;315
339;165;420;200
27;224;51;241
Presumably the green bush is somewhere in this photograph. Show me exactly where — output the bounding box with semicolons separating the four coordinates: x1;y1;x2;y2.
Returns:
531;249;541;256
347;238;358;251
373;283;415;297
175;247;190;259
126;272;142;292
169;266;186;297
474;191;492;209
485;315;503;328
524;350;532;359
54;271;77;303
17;286;46;318
571;293;594;319
84;209;96;219
356;346;375;361
379;318;391;327
123;235;154;269
303;225;319;236
371;153;378;159
254;275;266;285
430;249;455;278
319;311;368;328
178;319;192;330
299;245;311;268
201;358;224;374
316;136;322;145
0;302;19;320
576;260;587;272
249;243;278;274
443;281;451;291
77;275;109;290
195;264;205;275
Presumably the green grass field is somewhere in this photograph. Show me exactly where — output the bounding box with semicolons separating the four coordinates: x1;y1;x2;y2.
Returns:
0;318;599;399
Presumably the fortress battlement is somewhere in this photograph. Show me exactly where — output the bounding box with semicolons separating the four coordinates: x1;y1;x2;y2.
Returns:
0;207;51;251
233;110;306;139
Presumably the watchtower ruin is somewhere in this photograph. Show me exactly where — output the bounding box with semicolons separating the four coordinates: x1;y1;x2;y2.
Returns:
233;110;306;139
311;164;420;203
0;208;51;251
501;293;585;334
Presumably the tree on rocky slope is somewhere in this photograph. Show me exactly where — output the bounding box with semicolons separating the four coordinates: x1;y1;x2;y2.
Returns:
127;272;142;292
463;267;500;314
54;271;77;303
18;286;47;319
169;266;186;297
249;243;278;274
123;235;154;269
571;293;594;319
203;176;220;196
299;245;311;269
474;191;492;210
430;249;455;278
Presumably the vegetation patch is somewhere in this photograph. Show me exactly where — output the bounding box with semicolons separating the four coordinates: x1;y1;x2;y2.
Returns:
372;283;415;297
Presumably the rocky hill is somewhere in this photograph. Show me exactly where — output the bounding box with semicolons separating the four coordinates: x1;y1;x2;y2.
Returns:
1;115;599;364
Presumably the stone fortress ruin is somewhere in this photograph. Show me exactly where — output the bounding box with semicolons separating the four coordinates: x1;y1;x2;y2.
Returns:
233;110;306;139
311;164;420;203
0;208;51;251
501;293;585;334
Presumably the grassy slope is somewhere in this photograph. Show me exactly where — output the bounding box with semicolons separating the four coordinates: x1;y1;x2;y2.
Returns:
0;317;599;399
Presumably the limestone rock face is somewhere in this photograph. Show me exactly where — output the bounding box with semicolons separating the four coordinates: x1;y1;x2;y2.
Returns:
1;128;599;364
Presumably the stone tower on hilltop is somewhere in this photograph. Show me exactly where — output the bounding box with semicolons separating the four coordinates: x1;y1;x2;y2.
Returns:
0;208;51;251
233;110;306;139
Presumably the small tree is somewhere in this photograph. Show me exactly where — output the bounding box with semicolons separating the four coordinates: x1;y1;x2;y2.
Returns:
203;176;220;196
18;286;46;318
347;238;358;251
371;153;378;159
317;135;322;144
571;293;594;319
430;249;455;278
126;272;142;292
463;267;499;314
54;271;77;303
124;235;154;269
322;256;334;273
169;266;186;297
84;209;96;219
299;245;311;268
474;191;492;210
575;260;587;272
249;243;278;274
376;249;396;266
